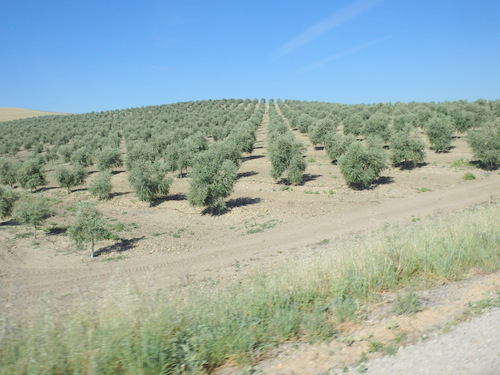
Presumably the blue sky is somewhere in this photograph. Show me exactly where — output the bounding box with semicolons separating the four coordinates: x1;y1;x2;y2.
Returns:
1;0;499;113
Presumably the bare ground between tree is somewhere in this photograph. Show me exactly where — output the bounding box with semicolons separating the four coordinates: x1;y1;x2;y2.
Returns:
0;107;499;373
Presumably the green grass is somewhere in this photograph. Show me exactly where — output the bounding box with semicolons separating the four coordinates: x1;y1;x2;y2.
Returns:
463;172;476;180
14;232;32;239
102;255;126;262
367;340;384;353
450;158;470;168
392;291;424;315
418;187;431;193
110;222;140;233
304;190;320;195
245;218;279;234
316;239;331;246
1;202;499;374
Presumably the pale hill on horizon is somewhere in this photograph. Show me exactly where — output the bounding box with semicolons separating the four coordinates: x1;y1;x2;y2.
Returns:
0;107;69;122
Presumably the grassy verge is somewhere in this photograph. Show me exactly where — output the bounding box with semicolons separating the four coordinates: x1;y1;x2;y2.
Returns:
1;202;499;374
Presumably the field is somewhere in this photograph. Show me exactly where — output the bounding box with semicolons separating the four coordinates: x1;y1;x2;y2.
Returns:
0;100;499;373
0;107;68;122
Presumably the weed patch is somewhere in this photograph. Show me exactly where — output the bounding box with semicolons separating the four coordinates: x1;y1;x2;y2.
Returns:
392;291;424;315
463;172;476;180
14;232;32;239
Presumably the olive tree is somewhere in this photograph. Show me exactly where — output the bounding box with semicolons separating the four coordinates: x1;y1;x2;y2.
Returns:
297;114;313;133
467;121;500;168
309;118;336;146
324;133;356;163
426;116;454;152
164;142;193;178
343;114;364;136
339;141;386;189
128;160;173;206
55;165;87;193
0;186;19;221
69;201;110;258
187;149;238;213
125;141;157;170
71;147;94;167
363;112;391;142
88;171;113;200
17;159;46;192
390;131;426;169
269;133;306;185
13;195;52;238
96;147;122;171
0;159;19;187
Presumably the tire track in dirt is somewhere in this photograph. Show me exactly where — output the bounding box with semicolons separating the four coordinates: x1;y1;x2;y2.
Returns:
2;173;499;305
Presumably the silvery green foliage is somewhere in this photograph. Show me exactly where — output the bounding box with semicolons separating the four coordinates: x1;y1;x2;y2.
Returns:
390;131;426;168
16;158;46;191
13;195;52;238
426;115;454;152
467;121;500;168
324;133;356;163
69;201;109;258
188;148;238;213
0;185;18;219
89;171;112;200
128;160;173;206
339;141;386;189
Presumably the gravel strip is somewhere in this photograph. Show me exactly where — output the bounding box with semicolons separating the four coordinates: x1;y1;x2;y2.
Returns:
348;307;500;375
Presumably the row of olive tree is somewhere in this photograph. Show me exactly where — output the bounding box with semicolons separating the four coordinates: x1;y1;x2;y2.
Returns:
267;101;306;185
187;104;264;212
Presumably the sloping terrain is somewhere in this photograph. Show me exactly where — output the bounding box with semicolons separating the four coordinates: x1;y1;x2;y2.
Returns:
0;100;499;373
0;107;68;122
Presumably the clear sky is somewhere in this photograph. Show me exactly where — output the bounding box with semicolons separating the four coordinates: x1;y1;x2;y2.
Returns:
1;0;499;114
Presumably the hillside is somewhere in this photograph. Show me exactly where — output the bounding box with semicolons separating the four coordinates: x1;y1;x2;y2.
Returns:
0;107;69;122
0;98;499;374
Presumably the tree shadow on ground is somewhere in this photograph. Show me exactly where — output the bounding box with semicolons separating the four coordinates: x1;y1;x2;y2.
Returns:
36;186;59;193
469;160;498;171
110;191;131;199
226;197;261;209
151;193;187;207
372;176;394;186
0;219;18;227
45;226;68;236
71;187;88;193
347;176;395;191
238;170;258;179
395;161;428;170
430;146;455;153
96;237;144;257
242;155;264;162
297;174;322;185
111;169;126;175
202;197;262;216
